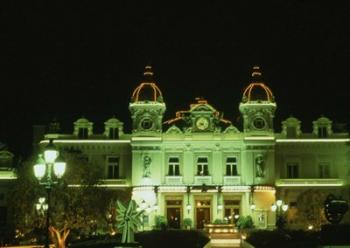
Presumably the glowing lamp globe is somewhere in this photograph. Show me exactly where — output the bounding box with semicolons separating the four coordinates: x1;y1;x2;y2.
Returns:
282;204;289;212
44;140;59;163
53;161;66;178
271;204;277;212
276;200;283;207
34;156;46;180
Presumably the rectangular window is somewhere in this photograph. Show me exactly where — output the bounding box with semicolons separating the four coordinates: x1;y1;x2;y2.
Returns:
78;128;88;139
226;157;238;176
107;156;119;179
168;157;180;176
197;157;209;176
319;163;330;178
287;163;299;178
286;127;297;138
108;128;119;139
318;127;328;138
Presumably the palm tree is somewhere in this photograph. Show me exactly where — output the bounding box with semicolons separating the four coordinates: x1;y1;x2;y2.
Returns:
116;200;144;243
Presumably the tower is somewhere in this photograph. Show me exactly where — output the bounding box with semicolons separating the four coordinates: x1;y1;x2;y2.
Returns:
239;66;276;134
129;66;166;136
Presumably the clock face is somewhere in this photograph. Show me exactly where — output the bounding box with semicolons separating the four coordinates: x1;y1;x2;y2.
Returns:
140;118;153;130
252;117;266;130
196;117;209;130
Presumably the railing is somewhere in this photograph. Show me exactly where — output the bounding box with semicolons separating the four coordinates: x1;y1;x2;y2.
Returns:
223;176;241;185
276;178;345;187
165;176;183;185
194;176;212;185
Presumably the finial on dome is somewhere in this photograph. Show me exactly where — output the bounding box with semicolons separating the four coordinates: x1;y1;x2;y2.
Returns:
143;65;154;81
251;65;262;81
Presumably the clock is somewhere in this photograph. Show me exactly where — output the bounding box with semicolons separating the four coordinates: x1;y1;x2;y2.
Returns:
252;117;266;130
140;117;153;130
196;117;209;130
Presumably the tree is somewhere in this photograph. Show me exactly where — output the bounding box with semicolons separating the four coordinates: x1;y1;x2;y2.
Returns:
296;189;330;229
9;148;130;246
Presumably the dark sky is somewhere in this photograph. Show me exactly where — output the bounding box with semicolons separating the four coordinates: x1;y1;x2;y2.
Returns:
1;1;350;157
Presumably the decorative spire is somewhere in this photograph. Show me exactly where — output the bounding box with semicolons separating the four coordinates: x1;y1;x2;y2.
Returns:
251;65;262;82
143;65;154;82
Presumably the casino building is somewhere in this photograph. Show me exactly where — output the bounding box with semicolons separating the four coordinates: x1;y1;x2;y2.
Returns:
37;66;350;230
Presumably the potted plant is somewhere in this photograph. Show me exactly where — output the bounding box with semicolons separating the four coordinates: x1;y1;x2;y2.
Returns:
154;215;168;231
183;218;192;230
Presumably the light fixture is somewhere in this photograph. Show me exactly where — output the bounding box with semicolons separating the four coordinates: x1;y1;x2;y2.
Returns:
250;204;256;211
271;204;277;212
33;139;66;248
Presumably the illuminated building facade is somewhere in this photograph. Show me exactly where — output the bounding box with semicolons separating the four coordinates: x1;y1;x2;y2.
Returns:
38;66;350;230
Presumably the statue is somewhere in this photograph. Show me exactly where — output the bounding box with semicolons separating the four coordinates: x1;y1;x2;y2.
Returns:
116;200;144;244
255;154;265;177
143;155;152;177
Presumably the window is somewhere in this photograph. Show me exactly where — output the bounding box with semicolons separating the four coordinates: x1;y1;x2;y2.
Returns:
286;127;297;138
107;156;119;179
168;157;180;176
318;127;328;138
226;157;238;176
319;163;330;178
78;127;88;139
108;127;119;139
197;157;208;176
287;163;299;178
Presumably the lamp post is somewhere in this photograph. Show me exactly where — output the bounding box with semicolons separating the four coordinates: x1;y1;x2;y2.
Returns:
33;139;66;248
271;199;288;230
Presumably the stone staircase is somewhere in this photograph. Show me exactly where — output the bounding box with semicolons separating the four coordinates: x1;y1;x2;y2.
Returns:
203;224;242;248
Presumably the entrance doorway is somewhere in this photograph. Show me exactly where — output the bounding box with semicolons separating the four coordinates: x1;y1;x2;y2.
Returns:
224;199;240;224
166;200;182;229
195;200;211;229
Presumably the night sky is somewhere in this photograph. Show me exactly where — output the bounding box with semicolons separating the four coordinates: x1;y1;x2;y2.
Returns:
1;1;350;157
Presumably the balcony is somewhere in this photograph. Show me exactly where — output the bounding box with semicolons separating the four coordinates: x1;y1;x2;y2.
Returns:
194;176;212;185
165;176;183;185
100;178;128;187
223;176;241;185
276;178;345;187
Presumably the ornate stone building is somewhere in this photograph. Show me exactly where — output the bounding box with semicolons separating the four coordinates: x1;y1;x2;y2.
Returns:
38;65;350;230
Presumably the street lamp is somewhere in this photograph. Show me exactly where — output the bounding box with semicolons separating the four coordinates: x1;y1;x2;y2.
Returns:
33;139;66;248
271;199;288;230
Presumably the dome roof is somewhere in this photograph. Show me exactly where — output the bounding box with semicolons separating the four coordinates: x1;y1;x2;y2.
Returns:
242;66;274;102
131;66;163;103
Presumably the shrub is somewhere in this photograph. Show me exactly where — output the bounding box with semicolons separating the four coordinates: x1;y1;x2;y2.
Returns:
183;218;192;229
154;215;168;230
236;215;254;230
213;219;226;224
